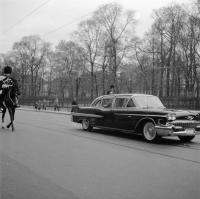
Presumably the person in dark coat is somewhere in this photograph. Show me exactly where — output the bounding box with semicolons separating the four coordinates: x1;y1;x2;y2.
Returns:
107;84;115;95
71;99;78;112
0;66;20;107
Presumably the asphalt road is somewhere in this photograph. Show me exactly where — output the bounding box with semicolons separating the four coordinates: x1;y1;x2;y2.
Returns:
0;109;200;199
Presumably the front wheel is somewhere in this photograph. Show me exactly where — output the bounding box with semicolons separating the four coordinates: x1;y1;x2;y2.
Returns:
143;122;158;142
178;135;195;142
82;119;93;132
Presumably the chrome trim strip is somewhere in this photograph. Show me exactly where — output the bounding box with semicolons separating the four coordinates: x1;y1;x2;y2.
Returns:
71;112;103;118
171;131;198;136
114;113;167;118
155;125;200;136
94;126;137;134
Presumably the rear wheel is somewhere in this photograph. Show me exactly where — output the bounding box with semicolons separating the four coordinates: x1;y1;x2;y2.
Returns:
143;122;158;142
82;119;93;132
178;135;195;142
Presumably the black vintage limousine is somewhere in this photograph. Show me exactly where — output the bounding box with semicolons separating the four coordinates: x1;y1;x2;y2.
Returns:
71;94;200;142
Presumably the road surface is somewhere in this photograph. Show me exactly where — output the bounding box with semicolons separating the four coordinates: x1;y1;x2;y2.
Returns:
0;109;200;199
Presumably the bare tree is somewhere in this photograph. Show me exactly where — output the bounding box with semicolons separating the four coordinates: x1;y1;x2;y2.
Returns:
55;40;85;101
13;35;50;96
93;3;136;92
74;19;102;100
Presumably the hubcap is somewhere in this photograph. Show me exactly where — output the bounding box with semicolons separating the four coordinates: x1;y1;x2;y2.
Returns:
143;122;156;141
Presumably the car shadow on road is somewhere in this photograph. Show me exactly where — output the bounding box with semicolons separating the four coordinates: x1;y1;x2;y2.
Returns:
77;128;199;147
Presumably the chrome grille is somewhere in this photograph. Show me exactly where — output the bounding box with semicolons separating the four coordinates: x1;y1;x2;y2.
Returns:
171;120;200;128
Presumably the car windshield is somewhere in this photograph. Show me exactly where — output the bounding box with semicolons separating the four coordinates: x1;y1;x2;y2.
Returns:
134;95;165;108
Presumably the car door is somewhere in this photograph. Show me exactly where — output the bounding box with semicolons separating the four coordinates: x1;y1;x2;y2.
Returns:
94;97;115;128
113;97;138;130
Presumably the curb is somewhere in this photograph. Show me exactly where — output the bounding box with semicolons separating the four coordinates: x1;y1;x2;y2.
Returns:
18;107;71;115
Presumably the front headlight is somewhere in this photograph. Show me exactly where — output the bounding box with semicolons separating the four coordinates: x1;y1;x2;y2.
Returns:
167;113;176;121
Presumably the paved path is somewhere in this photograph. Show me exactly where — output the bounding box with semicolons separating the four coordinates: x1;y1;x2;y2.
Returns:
0;109;200;199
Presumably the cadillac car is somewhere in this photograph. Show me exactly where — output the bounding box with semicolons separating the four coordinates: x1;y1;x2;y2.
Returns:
71;94;200;142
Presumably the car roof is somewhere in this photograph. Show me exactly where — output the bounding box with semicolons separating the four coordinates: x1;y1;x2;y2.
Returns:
93;94;155;100
102;93;155;97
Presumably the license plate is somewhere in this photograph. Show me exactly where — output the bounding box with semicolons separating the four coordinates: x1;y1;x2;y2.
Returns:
185;128;195;135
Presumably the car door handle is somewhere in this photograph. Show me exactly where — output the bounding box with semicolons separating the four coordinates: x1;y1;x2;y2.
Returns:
115;113;132;118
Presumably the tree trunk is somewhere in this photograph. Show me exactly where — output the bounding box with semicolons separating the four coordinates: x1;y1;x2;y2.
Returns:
159;32;164;98
94;74;98;97
31;68;34;97
151;38;155;95
90;63;94;101
112;40;118;93
102;64;105;95
75;77;81;102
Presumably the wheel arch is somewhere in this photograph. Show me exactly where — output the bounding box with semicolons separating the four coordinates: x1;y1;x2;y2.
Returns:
135;117;156;134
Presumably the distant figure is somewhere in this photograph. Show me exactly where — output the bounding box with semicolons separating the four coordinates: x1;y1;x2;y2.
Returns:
107;85;115;95
34;101;38;110
42;99;47;110
37;100;41;110
54;97;59;111
71;99;78;112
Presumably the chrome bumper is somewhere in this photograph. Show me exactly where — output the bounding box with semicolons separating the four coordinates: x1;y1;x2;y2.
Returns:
155;125;200;137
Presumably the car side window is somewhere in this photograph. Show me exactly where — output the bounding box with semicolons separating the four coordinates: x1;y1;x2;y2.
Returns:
102;98;113;108
126;99;136;107
115;98;129;108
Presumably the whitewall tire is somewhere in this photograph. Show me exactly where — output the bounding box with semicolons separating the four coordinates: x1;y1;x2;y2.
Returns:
82;119;93;132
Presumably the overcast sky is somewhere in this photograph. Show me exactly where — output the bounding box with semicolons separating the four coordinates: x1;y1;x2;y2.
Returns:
0;0;191;54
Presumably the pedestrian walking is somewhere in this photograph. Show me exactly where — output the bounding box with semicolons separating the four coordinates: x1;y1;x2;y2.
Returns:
0;66;20;107
54;97;59;111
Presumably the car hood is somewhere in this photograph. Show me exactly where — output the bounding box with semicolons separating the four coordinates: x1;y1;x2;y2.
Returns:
125;107;200;118
165;109;200;118
150;108;199;118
